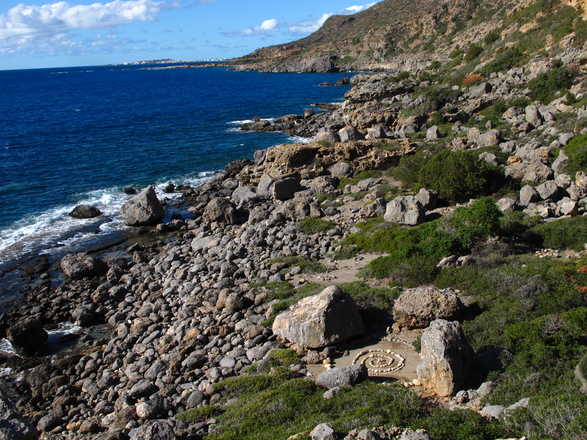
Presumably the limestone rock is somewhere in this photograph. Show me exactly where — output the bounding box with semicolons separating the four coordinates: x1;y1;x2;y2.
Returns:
519;185;539;207
366;125;386;139
338;126;363;142
416;320;474;397
273;176;301;201
478;130;500;147
203;197;238;224
310;423;337;440
536;180;562;201
316;364;367;389
426;125;441;141
415;188;438;210
552;150;569;175
329;162;352;178
69;205;102;219
60;253;105;279
315;128;340;144
121;186;164;226
384;196;425;226
272;286;365;349
393;286;463;329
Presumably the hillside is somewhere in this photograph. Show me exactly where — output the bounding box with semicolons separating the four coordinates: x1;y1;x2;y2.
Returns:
234;0;587;73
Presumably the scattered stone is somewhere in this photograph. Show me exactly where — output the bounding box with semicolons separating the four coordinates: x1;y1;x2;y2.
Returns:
384;196;425;226
519;185;539;207
60;253;105;279
316;364;368;389
311;423;337;440
393;286;463;330
69;204;102;219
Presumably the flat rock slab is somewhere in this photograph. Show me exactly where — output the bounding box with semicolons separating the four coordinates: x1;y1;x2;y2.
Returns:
307;332;420;383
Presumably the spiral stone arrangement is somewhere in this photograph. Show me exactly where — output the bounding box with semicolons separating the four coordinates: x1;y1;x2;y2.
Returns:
352;348;406;375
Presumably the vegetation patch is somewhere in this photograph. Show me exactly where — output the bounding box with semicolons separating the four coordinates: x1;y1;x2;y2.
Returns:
562;133;587;176
527;216;587;251
267;256;327;274
297;218;337;234
528;66;576;104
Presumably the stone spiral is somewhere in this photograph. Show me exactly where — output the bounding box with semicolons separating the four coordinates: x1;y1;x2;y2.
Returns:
352;349;405;374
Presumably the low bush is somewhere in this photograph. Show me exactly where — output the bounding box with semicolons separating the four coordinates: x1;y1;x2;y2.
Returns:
298;218;336;234
562;133;587;175
481;47;526;75
528;67;576;104
527;216;587;251
446;198;503;250
417;150;504;202
465;44;484;62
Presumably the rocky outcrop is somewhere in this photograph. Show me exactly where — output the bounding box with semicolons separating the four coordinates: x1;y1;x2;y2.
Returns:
384;196;425;226
69;205;102;219
121;186;165;226
393;286;463;329
203;197;239;225
7;318;48;355
0;385;35;439
60;253;105;279
416;319;474;397
272;286;365;349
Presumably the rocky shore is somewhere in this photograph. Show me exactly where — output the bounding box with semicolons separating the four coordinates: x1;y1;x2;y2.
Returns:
2;39;587;440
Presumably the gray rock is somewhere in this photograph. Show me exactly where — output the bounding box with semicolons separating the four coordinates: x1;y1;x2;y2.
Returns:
60;253;104;279
552;150;569;175
272;286;365;349
478;130;500;147
480;404;505;419
128;420;175;440
479;152;498;166
37;414;60;433
519;185;539;207
426;126;441;140
357;430;381;440
559;133;574;146
316;364;367;389
523;160;553;184
555;173;572;188
399;429;431;440
121;186;164;226
311;423;337;440
253;149;267;165
558;198;578;216
416;188;438;210
366;125;386;139
469;82;492;98
129;381;158;399
231;186;257;208
338;126;363;142
384;196;425;226
536;180;562;201
525;105;542;126
496;197;516;212
69;204;102;219
329;162;352;178
467;127;481;144
416;320;474;397
393;286;463;330
273;176;301;201
203;197;238;224
315;128;340;144
322;387;343;399
257;174;274;197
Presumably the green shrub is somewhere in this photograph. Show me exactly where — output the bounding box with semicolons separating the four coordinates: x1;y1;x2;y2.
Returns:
339;281;400;311
417;150;504;202
298;218;336;234
562;133;587;175
418;408;510;440
465;44;484;62
177;405;224;423
447;198;503;250
481;47;526;75
528;67;576;104
528;217;587;251
484;30;501;45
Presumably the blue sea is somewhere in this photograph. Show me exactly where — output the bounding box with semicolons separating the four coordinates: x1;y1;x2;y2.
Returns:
0;64;350;266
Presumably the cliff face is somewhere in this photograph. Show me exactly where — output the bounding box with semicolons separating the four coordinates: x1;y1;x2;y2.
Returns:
234;0;587;72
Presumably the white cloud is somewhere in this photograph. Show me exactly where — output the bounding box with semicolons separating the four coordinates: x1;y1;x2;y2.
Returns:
345;2;378;14
0;0;169;53
288;13;332;34
241;17;278;36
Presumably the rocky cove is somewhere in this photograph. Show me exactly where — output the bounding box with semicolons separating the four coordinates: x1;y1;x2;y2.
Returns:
2;45;587;440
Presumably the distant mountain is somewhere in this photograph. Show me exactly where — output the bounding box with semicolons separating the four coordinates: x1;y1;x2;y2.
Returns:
233;0;587;73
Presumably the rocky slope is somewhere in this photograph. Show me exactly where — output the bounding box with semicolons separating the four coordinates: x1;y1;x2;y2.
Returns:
234;0;586;73
1;1;587;439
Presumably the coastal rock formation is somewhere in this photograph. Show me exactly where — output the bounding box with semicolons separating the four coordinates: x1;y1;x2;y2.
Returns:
60;253;105;279
7;318;48;355
416;320;474;397
121;186;165;226
69;204;102;219
393;286;463;329
272;286;365;349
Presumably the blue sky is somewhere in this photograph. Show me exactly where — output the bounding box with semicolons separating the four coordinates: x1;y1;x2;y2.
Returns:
0;0;380;70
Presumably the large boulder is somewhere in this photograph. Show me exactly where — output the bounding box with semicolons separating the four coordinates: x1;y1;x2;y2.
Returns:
384;196;425;226
69;205;102;219
121;186;164;226
416;319;474;397
272;286;365;349
203;197;238;225
316;364;368;389
315;128;340;144
60;253;105;279
272;176;301;201
338;126;364;142
393;286;463;330
7;319;48;355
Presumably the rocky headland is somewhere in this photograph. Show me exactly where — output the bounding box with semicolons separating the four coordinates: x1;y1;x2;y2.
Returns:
2;0;587;439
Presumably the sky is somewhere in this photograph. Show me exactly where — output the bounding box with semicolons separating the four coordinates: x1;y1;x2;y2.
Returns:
0;0;381;70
